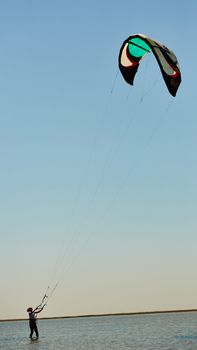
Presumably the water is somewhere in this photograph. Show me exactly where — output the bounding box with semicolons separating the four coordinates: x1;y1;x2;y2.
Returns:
1;312;197;350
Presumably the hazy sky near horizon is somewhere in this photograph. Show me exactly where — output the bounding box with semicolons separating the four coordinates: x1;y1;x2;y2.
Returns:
0;1;196;319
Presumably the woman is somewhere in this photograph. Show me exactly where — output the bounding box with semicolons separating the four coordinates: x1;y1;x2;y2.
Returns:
27;306;43;339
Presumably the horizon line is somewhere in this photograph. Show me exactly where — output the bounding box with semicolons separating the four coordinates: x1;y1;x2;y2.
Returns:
1;308;197;322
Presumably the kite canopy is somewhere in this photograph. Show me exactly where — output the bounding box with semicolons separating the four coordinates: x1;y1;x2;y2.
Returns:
119;33;181;97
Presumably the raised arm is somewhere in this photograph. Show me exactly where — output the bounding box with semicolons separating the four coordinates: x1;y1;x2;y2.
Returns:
33;306;44;314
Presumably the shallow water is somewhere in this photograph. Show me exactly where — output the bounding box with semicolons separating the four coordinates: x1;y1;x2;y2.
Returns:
1;312;197;350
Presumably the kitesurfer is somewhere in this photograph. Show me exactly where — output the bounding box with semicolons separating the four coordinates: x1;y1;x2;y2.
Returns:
27;306;43;339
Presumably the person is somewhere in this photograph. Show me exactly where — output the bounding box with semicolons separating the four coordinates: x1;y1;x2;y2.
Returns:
27;306;43;339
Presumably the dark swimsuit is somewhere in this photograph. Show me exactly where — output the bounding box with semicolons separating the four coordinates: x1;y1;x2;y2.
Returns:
29;312;39;338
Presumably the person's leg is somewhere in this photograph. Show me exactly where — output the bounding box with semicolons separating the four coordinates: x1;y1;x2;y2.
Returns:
30;324;34;339
34;323;39;338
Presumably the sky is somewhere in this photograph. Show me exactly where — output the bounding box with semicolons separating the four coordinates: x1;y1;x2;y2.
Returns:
0;0;196;320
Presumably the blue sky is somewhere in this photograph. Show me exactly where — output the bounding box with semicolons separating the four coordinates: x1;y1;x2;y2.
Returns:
0;0;196;319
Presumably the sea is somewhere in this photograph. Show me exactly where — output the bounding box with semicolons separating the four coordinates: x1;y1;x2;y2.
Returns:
1;311;197;350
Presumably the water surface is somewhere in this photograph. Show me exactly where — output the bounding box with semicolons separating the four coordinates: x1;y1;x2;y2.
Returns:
1;312;197;349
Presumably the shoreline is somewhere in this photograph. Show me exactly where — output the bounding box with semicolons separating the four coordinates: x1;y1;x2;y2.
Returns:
1;308;197;322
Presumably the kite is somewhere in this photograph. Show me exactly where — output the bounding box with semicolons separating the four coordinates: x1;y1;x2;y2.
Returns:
119;33;181;96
